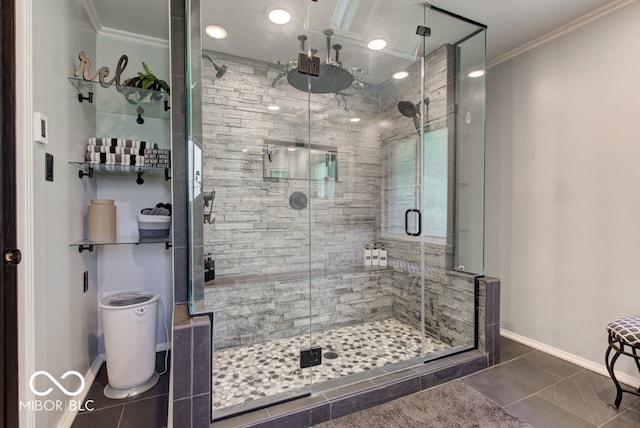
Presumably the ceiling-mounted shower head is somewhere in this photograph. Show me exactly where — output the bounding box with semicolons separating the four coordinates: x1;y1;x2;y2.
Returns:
286;29;354;94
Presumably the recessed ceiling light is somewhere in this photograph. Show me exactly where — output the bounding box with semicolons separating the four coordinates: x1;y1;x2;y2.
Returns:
205;25;227;40
367;39;387;51
287;148;296;151
267;105;280;111
241;149;249;152
268;9;291;25
393;71;409;80
350;117;361;123
468;69;485;78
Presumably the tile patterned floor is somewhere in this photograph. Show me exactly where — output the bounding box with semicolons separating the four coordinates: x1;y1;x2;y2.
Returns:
212;318;451;410
463;337;640;428
72;352;169;428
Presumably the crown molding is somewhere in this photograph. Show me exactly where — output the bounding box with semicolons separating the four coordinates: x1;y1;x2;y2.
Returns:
80;0;102;34
98;27;169;48
487;0;635;69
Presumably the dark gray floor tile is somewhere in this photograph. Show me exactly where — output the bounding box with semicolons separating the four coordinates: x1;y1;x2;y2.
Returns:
600;408;640;427
499;337;535;363
71;405;123;428
83;362;170;412
119;395;169;428
538;370;640;426
519;350;584;379
463;357;561;406
505;395;595;428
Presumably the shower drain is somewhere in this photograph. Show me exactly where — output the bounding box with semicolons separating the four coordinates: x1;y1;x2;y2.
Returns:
324;351;339;360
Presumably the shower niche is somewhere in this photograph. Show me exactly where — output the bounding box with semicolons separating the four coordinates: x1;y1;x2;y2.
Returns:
263;140;338;181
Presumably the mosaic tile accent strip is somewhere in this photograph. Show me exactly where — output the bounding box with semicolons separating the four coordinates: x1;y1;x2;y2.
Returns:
212;318;451;410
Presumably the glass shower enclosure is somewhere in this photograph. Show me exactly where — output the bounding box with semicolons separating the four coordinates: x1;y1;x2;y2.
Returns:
186;0;486;420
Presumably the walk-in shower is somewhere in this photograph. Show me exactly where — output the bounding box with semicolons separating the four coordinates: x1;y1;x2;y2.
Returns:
186;0;487;421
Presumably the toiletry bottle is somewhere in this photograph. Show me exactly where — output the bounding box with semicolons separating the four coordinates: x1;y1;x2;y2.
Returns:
371;243;380;266
364;244;372;266
379;246;388;267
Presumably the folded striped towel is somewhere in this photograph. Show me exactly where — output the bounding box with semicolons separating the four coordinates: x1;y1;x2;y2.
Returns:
86;145;147;155
85;152;145;166
88;138;158;150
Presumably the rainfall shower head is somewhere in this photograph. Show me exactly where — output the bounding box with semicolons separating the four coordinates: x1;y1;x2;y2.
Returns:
286;29;354;94
202;54;228;79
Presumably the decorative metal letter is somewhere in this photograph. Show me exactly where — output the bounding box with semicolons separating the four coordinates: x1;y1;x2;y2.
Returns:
74;51;128;85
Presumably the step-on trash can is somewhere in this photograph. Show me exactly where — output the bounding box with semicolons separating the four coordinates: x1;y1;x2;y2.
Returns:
99;290;160;399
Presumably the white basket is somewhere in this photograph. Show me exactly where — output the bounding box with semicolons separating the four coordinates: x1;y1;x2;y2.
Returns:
136;214;171;238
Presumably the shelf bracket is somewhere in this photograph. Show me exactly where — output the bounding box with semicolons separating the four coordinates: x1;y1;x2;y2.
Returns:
136;106;145;125
78;92;94;103
164;168;171;181
78;166;94;179
164;100;170;111
78;244;94;253
165;242;172;250
136;172;144;185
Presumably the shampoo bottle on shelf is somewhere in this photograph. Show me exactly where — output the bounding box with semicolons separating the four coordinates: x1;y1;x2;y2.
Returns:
379;247;388;267
363;245;372;266
371;243;380;266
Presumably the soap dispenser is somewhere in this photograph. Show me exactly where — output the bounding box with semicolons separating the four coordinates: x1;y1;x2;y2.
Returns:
363;244;372;266
371;243;380;266
379;246;388;267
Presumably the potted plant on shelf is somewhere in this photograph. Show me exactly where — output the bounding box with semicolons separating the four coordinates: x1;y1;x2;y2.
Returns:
118;62;170;104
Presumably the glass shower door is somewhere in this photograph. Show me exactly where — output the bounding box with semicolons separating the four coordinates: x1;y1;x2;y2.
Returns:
194;0;316;417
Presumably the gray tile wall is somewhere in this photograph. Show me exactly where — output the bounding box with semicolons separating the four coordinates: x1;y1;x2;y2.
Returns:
477;276;501;366
173;304;212;428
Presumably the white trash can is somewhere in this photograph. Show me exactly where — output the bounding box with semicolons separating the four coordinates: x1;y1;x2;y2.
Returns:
99;290;160;398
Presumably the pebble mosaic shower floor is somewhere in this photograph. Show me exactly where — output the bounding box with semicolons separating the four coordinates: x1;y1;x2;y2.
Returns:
212;318;451;410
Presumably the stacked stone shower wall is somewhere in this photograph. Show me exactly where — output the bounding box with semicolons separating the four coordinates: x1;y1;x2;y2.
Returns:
201;51;381;278
204;269;392;349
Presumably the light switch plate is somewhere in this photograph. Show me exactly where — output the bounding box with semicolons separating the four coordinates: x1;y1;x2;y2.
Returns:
34;112;48;144
45;153;54;182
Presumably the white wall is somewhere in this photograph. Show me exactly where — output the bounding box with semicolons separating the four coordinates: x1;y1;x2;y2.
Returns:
95;34;172;350
486;1;640;379
30;0;98;426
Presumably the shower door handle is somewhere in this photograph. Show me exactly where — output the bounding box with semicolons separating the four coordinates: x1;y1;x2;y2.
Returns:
405;209;422;236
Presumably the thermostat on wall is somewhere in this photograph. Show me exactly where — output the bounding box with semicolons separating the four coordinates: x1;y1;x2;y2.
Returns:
34;112;48;144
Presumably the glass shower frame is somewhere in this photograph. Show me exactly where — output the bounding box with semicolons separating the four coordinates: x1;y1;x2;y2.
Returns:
184;0;487;420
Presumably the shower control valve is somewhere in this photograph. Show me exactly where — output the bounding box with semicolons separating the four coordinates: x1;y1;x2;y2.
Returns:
267;145;275;162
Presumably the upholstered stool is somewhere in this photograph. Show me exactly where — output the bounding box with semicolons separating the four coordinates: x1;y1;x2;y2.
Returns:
605;315;640;409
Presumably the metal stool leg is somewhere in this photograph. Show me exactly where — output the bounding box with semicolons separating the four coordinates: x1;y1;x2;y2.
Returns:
605;342;624;409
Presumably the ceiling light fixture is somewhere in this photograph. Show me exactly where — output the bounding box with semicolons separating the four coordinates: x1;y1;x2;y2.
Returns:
393;71;409;80
205;25;227;40
268;9;291;24
267;105;280;111
350;117;361;123
468;69;485;78
367;39;387;51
